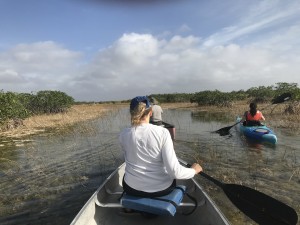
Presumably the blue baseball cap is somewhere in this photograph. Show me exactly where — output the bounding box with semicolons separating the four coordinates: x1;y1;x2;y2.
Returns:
130;96;151;111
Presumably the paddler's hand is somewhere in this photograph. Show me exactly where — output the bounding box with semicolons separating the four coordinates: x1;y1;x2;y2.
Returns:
191;163;202;174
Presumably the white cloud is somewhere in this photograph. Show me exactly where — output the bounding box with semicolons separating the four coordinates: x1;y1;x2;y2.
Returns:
0;69;23;83
1;22;300;101
203;0;300;47
69;32;300;100
0;41;81;93
113;33;159;64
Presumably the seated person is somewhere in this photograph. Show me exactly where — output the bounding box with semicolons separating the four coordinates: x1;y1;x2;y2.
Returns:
149;97;163;126
119;96;202;198
242;102;265;126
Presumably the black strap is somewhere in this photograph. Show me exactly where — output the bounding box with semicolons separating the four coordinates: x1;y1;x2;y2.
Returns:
174;186;185;193
153;186;198;216
183;193;198;215
174;186;198;215
118;190;125;201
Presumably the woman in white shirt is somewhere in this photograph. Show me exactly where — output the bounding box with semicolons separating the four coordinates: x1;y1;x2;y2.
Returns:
119;96;202;197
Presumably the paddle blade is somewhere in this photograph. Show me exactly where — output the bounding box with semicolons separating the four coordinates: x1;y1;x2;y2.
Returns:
223;184;298;225
214;126;233;136
213;121;240;136
272;93;291;104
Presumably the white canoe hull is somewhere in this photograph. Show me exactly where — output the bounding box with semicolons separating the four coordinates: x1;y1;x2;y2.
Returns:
71;162;231;225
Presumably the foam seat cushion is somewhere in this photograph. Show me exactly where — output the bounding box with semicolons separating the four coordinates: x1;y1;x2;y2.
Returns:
120;185;186;216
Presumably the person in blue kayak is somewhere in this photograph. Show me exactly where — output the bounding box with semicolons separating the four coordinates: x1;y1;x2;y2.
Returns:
119;96;202;198
242;102;266;126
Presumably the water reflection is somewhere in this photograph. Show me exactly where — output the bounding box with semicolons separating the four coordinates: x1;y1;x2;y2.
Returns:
162;108;299;224
191;110;233;123
0;107;299;225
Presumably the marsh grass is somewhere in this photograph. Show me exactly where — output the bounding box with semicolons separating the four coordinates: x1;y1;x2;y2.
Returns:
0;104;128;220
180;137;299;225
166;101;300;131
0;103;127;138
0;116;120;219
0;101;299;224
1;101;299;139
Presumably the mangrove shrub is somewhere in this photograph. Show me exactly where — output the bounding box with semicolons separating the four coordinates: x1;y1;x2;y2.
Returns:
0;91;30;125
29;90;74;114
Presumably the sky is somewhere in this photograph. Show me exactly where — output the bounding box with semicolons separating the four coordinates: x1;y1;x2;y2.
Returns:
0;0;300;101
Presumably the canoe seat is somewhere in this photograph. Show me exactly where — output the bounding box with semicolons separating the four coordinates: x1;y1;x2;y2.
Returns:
120;185;186;216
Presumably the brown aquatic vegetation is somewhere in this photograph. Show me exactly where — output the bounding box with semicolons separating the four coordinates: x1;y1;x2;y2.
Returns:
0;103;127;138
0;101;299;224
163;101;300;131
1;101;299;139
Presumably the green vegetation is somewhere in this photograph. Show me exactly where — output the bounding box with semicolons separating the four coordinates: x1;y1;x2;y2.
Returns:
190;90;240;107
150;93;194;103
151;82;300;107
1;82;299;130
0;90;74;128
28;91;74;114
0;91;30;122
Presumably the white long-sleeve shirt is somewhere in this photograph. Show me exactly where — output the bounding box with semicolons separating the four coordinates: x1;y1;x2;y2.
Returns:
119;123;195;192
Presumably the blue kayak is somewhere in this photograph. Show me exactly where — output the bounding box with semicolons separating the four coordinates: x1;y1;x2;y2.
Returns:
236;118;277;144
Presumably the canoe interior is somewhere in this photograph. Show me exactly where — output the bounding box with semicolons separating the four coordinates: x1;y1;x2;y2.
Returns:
71;163;231;225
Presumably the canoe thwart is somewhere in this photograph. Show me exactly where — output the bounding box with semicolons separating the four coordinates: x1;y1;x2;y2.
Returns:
95;200;123;208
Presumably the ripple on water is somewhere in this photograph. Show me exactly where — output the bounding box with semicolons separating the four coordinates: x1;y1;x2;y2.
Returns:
0;109;299;225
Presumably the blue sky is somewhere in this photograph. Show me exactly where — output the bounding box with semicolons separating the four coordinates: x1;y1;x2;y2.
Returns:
1;0;300;101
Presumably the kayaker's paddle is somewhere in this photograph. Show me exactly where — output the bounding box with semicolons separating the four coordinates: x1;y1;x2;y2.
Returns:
213;121;240;136
271;92;291;104
181;160;298;225
261;92;292;111
213;92;292;136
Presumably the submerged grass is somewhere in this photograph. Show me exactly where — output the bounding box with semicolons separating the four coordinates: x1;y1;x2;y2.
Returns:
0;101;299;224
1;101;299;139
0;103;127;139
164;101;300;131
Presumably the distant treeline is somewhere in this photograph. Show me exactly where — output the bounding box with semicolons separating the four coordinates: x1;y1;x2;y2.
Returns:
0;90;74;127
1;82;299;129
150;82;300;106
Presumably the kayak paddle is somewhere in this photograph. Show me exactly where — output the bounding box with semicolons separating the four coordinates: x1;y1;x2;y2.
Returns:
213;92;292;135
260;92;292;111
271;92;291;104
181;160;298;225
213;121;240;136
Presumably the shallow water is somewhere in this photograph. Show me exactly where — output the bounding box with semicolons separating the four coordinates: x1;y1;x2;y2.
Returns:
0;107;299;225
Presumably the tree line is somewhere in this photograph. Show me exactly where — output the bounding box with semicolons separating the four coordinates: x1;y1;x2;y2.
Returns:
0;90;74;128
1;82;299;130
150;82;300;107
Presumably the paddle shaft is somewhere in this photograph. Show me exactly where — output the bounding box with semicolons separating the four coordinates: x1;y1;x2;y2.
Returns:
227;121;240;129
184;162;298;225
214;120;241;134
186;163;224;187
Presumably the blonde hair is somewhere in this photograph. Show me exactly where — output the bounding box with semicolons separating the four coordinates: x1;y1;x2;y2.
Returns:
130;102;152;126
